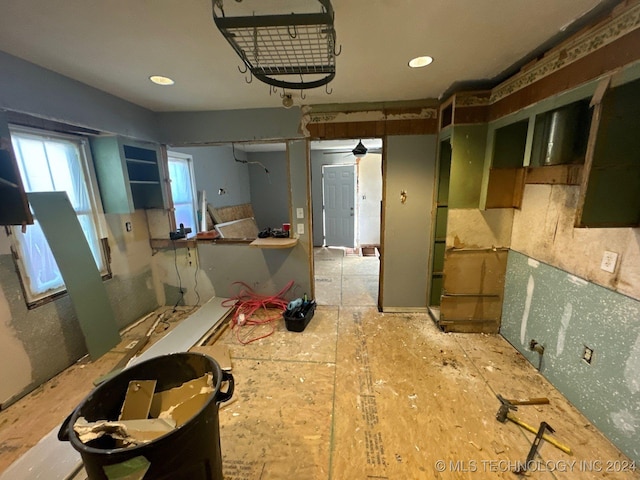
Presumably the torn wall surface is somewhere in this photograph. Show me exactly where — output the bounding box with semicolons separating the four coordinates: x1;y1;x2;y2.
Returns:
502;250;640;463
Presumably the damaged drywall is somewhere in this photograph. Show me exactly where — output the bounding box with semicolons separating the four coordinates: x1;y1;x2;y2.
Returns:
0;260;32;406
0;209;163;404
150;247;215;307
502;250;640;463
446;208;514;249
511;184;640;299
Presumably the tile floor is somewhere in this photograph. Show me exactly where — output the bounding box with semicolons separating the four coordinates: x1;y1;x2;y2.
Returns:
313;247;380;307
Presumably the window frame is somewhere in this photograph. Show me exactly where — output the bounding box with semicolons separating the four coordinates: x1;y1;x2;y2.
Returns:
167;151;199;233
8;125;110;308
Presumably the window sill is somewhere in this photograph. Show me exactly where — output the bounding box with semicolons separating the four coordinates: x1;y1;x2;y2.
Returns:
25;273;112;310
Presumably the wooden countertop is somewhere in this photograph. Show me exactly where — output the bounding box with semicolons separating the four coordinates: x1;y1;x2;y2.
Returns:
249;237;298;249
149;235;297;250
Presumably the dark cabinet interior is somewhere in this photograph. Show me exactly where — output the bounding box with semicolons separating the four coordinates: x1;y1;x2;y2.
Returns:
485;119;528;209
577;78;640;227
0;113;32;226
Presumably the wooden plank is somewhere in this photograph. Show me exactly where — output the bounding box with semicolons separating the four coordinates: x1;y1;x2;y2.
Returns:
307;119;438;139
525;165;583;185
214;218;259;238
439;318;500;333
490;27;640;121
443;249;508;295
28;192;121;359
441;249;508;333
210;203;255;224
440;295;503;321
453;105;490;124
485;168;519;208
149;237;198;250
189;345;232;371
249;237;298;248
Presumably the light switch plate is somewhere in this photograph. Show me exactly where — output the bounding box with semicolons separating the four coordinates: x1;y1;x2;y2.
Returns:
600;251;618;273
296;208;304;219
297;223;304;235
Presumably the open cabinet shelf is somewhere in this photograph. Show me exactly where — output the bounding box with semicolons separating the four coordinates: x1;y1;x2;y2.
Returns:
90;136;167;214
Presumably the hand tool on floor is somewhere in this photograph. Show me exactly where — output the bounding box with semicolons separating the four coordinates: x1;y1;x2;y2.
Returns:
515;422;556;474
495;395;572;455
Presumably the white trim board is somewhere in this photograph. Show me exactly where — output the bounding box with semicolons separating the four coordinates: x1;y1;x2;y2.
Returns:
0;296;233;480
129;296;233;366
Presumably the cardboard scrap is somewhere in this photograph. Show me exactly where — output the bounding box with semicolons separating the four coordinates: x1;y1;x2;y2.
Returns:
73;417;176;446
119;380;156;421
189;344;232;371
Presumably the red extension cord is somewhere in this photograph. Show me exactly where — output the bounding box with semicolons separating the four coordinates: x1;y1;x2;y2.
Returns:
222;280;294;345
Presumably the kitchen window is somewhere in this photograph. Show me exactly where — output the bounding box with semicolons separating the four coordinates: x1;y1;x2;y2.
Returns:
9;127;107;305
168;151;198;233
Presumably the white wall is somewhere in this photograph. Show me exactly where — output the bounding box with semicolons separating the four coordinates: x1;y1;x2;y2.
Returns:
357;154;382;246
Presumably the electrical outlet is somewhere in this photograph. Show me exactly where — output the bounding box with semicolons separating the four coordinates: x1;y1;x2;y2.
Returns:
582;345;594;365
600;251;618;273
297;223;304;235
296;208;304;219
125;221;132;232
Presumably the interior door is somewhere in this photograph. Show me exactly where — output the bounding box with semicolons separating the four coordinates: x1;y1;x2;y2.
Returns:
323;164;355;247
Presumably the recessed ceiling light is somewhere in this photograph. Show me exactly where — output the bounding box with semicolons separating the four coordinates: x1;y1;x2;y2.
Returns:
149;75;175;86
408;56;433;68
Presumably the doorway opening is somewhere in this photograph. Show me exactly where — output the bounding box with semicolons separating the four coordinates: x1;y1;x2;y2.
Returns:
310;138;382;306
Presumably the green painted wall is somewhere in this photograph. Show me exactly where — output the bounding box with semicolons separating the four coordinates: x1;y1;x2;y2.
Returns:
449;124;488;208
501;250;640;462
381;135;437;310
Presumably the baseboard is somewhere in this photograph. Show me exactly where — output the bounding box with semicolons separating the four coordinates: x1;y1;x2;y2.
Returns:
380;307;429;313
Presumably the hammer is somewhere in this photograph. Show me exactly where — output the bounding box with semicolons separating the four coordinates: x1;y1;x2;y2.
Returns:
496;395;572;455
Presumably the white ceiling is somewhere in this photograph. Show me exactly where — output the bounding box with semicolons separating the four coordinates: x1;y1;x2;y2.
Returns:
0;0;617;113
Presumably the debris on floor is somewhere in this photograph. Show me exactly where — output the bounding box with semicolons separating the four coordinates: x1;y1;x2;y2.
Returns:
73;373;214;448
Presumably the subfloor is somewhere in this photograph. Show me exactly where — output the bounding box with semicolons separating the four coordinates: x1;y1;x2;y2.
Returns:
0;248;638;479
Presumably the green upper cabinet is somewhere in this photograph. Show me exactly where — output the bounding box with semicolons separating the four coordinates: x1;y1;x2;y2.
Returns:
449;124;487;208
90;136;167;214
492;120;528;169
577;77;640;228
0;111;33;226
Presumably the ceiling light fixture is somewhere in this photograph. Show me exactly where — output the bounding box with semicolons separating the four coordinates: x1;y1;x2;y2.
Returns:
352;140;368;158
408;56;433;68
149;75;175;86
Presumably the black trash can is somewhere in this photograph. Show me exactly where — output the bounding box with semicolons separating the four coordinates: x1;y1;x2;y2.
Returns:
58;352;234;480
